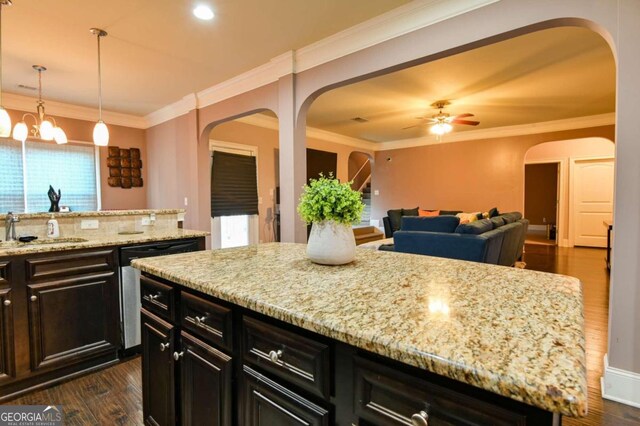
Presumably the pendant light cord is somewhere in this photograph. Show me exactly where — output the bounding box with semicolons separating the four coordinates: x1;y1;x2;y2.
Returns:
96;32;102;121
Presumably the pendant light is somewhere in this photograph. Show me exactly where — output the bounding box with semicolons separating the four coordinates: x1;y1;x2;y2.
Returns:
0;0;12;137
12;65;68;144
90;28;109;146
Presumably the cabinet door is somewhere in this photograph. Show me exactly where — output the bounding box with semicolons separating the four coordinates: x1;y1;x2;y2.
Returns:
241;365;329;426
27;272;119;371
0;287;15;384
180;331;232;426
142;309;176;426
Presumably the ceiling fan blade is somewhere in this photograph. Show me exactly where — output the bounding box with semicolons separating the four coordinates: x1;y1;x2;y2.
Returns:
402;124;423;130
450;119;480;126
451;113;474;119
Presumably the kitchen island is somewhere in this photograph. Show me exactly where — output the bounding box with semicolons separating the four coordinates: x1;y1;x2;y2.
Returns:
132;242;587;425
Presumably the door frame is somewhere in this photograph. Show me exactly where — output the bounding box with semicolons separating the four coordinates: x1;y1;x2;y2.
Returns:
524;158;567;246
568;155;615;248
209;139;260;249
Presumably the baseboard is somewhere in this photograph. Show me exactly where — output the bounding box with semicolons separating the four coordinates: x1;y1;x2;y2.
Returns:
601;354;640;408
528;224;547;232
558;239;571;247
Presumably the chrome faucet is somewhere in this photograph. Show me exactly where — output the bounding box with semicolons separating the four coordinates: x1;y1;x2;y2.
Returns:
4;212;20;242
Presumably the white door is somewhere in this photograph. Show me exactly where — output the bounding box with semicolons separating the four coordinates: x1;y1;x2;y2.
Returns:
210;141;259;249
571;158;614;247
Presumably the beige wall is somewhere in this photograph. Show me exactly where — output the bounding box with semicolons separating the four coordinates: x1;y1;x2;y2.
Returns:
371;126;614;220
210;119;371;241
7;108;147;211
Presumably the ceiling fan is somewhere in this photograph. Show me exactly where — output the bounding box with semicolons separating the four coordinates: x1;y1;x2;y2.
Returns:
404;100;480;135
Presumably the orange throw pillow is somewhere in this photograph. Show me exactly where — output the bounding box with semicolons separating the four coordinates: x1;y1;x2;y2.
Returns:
419;209;440;217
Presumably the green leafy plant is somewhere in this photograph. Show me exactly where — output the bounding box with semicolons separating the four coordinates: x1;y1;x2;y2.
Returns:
298;174;365;225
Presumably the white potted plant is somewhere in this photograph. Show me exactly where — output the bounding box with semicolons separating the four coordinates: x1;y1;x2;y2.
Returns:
298;174;365;265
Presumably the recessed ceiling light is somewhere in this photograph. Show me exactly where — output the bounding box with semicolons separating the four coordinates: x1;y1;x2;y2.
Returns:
193;5;214;20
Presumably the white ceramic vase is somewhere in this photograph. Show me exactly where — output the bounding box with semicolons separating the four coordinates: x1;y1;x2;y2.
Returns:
307;220;356;265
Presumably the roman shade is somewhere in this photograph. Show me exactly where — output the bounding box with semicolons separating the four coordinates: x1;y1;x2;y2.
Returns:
211;151;258;217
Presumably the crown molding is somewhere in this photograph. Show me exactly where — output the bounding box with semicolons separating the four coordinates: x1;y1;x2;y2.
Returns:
295;0;499;72
375;113;616;151
3;92;148;129
236;113;377;152
144;0;498;127
145;93;198;128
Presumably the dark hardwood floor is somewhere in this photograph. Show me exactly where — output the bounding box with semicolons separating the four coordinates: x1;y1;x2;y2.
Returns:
4;244;640;425
524;244;640;426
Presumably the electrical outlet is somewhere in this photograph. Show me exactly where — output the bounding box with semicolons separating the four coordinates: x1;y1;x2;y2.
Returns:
80;219;99;230
543;217;547;223
259;196;263;205
374;190;380;196
184;197;188;206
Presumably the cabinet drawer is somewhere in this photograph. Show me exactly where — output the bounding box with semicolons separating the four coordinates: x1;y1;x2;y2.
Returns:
241;365;330;426
243;316;330;399
25;249;115;283
354;356;527;426
141;275;176;322
180;291;233;351
0;261;9;287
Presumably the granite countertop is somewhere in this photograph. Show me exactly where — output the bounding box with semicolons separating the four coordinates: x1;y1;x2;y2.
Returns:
131;243;587;417
0;229;208;257
0;209;185;220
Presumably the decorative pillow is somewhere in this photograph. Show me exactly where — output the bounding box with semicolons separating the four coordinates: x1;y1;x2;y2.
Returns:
490;216;506;229
402;207;420;217
488;207;500;218
455;218;493;235
387;209;403;232
401;216;460;233
456;212;481;223
419;209;440;217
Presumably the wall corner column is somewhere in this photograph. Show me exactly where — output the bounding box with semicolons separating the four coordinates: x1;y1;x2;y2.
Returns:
278;74;307;243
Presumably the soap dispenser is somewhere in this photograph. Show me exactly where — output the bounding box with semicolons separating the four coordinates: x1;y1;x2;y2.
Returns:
47;214;60;239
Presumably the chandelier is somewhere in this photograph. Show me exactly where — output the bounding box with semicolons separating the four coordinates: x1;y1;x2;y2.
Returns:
12;65;68;144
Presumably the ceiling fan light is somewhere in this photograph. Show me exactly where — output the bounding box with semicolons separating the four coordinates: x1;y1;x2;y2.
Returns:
0;107;12;137
93;120;109;146
39;119;54;140
12;120;28;142
53;126;67;144
430;122;452;136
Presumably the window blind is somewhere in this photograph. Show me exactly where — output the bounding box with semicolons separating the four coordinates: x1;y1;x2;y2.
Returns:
25;141;98;213
211;151;258;217
0;139;25;213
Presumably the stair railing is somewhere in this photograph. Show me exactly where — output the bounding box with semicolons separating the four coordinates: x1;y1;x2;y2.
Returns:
351;159;371;191
357;174;372;193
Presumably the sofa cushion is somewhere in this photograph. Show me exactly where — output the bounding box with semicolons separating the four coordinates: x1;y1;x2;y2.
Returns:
500;212;523;224
490;216;506;229
439;210;462;216
455;218;493;235
489;207;500;218
402;207;419;217
419;209;440;217
401;216;460;233
387;209;403;232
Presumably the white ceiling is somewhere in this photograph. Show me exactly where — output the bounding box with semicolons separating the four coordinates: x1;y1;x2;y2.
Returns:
2;0;410;115
306;27;616;143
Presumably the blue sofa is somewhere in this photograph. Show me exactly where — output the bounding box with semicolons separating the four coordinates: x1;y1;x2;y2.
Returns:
391;212;529;266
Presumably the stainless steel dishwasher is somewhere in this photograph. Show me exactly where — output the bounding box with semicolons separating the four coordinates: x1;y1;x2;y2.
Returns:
119;239;201;353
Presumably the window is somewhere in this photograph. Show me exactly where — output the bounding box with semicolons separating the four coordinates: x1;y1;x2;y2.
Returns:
0;139;99;213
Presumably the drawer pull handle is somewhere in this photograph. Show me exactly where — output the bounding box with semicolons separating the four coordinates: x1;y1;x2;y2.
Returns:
194;315;207;326
173;351;184;361
148;293;160;301
268;349;283;363
30;295;38;302
3;299;10;306
411;411;429;426
160;342;169;352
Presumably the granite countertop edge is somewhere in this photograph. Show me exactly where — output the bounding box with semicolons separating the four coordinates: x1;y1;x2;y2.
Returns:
131;245;587;417
0;209;186;220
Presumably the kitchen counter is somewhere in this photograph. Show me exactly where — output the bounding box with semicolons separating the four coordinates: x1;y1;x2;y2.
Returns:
131;242;587;417
0;229;208;257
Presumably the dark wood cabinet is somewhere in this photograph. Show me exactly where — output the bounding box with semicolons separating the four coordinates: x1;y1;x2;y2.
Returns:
180;331;232;426
27;271;119;372
141;308;177;426
0;286;15;384
241;365;329;426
